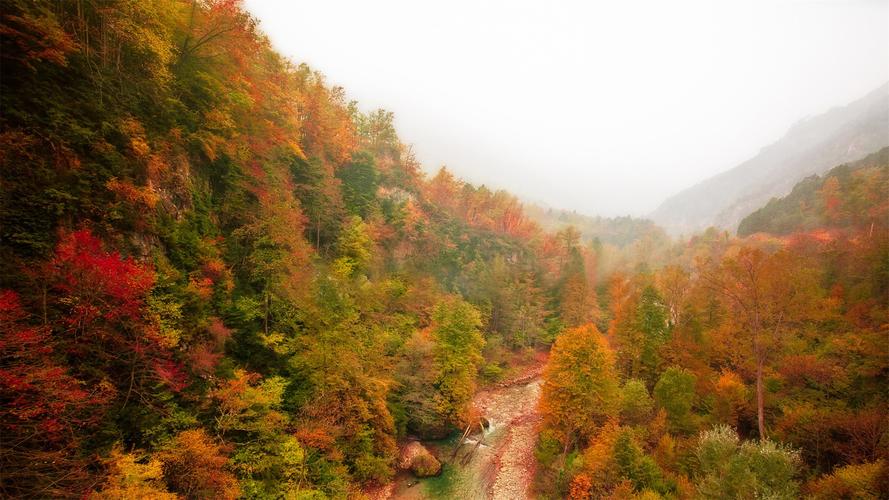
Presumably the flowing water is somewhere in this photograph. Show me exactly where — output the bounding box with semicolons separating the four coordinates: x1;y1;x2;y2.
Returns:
380;368;544;500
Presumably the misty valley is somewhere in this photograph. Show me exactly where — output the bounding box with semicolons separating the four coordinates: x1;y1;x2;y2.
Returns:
0;1;887;500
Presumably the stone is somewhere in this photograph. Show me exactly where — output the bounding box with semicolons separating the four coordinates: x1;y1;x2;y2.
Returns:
398;441;441;478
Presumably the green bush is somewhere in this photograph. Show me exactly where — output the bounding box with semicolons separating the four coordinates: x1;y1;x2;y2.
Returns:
653;367;697;434
694;425;800;499
620;379;655;425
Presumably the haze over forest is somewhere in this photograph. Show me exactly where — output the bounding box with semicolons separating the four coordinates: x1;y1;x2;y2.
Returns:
1;1;887;499
245;0;889;218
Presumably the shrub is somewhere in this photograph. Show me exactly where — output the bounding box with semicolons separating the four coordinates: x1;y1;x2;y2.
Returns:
620;379;655;425
694;425;800;499
807;459;887;499
653;367;697;434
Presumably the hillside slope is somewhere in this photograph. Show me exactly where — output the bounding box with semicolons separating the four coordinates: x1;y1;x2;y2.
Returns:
0;2;600;497
651;83;889;234
738;147;888;236
524;204;666;248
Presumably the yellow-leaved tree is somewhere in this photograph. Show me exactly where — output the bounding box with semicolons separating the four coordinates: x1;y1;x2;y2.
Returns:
540;324;620;448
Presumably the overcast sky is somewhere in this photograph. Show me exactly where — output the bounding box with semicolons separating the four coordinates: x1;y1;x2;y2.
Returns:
243;0;888;217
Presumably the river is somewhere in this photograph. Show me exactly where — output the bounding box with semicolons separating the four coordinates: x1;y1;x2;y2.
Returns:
373;354;546;500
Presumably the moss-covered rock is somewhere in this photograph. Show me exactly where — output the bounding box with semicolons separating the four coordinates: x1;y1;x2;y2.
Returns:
398;441;441;478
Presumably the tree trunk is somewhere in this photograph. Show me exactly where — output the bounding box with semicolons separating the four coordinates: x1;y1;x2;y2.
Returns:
755;353;767;440
42;285;48;325
264;291;270;334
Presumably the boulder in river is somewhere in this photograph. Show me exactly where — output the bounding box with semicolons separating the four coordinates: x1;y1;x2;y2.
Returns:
398;441;441;477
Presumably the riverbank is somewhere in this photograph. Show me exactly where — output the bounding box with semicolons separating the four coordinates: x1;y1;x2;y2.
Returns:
370;350;548;500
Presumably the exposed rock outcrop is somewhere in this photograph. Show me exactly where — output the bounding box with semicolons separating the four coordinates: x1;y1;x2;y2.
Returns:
398;441;441;478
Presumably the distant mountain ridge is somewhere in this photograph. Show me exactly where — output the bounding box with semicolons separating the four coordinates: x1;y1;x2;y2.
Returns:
737;147;888;236
651;82;889;235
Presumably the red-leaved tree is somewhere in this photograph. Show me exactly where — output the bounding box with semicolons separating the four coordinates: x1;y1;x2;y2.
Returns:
1;229;187;497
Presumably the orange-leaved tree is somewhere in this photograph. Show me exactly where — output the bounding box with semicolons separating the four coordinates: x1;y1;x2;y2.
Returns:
540;323;620;448
699;246;827;439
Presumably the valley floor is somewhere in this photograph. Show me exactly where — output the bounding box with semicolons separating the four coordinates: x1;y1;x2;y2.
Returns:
373;352;547;500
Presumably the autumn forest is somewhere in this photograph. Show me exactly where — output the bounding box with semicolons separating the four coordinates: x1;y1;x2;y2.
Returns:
0;1;887;499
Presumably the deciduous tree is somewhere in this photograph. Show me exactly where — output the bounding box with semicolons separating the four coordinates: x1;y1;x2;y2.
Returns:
540;324;620;445
699;247;826;439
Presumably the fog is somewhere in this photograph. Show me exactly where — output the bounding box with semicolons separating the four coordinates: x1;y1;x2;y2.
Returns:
243;0;888;217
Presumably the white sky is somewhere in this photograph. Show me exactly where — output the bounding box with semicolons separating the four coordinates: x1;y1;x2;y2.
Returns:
243;0;889;217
